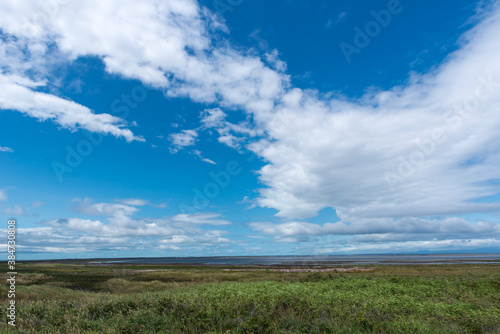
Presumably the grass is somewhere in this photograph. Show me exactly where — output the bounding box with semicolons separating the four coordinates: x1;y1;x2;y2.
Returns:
0;263;499;333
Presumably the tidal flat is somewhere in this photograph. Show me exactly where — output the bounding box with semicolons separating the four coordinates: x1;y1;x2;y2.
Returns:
1;262;499;333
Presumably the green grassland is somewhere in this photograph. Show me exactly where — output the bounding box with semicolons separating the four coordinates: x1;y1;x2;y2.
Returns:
1;262;499;333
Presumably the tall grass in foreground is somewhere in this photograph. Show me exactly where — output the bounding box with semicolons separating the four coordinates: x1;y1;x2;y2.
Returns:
0;264;499;333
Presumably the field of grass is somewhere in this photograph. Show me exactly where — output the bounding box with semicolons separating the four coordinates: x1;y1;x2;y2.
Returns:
1;262;499;333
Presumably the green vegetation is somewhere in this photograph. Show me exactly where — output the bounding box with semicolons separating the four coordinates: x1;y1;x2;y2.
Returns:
1;263;499;333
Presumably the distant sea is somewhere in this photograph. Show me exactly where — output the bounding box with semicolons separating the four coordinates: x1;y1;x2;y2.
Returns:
93;254;500;266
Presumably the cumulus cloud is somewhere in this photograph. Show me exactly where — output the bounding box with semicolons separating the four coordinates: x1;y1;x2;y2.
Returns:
48;217;177;237
0;0;287;133
0;189;6;201
249;3;500;221
10;199;234;254
58;199;232;238
0;222;232;255
43;214;230;241
5;227;133;254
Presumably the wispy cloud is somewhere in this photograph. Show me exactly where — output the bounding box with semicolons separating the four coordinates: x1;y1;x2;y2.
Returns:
169;129;198;153
200;108;259;149
193;150;216;164
32;201;43;208
3;205;25;216
172;212;231;225
250;217;500;240
326;11;347;29
0;146;13;152
0;76;143;142
73;200;139;217
119;199;150;206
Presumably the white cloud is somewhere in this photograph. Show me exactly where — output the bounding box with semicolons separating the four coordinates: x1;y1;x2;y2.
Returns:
43;213;231;242
250;217;500;239
3;205;24;216
57;216;176;237
313;238;500;255
249;4;500;221
32;201;43;208
326;11;347;29
160;231;230;245
0;0;287;116
74;201;139;217
172;212;231;225
119;199;150;206
8;199;233;254
193;150;216;164
159;244;181;250
0;75;142;142
3;227;135;254
0;146;13;152
249;216;500;253
0;189;6;201
217;134;241;149
0;32;142;142
264;49;287;73
156;202;168;209
200;108;260;149
50;200;233;242
0;0;287;148
169;129;198;152
200;107;227;128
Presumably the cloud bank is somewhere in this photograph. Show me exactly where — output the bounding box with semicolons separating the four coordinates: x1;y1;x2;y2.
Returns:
8;199;232;255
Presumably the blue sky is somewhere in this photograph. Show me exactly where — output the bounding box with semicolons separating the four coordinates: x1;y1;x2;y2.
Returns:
1;0;500;259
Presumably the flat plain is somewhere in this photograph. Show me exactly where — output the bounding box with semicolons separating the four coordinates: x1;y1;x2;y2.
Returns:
1;262;499;333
